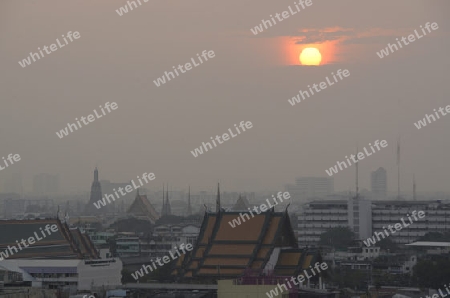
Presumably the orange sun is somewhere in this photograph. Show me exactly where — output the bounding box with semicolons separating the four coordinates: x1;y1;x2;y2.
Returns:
299;48;322;65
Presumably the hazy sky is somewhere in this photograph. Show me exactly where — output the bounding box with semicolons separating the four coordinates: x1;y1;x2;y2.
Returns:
1;0;449;194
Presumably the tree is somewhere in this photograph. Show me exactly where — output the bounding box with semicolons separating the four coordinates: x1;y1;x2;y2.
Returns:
412;258;450;288
377;237;399;252
319;227;355;249
419;232;450;242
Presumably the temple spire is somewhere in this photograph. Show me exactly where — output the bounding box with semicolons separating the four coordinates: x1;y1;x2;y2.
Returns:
165;183;171;215
187;186;192;216
162;184;165;216
85;167;102;215
216;183;221;212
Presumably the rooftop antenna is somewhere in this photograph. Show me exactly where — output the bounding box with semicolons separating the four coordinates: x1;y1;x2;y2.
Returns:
187;185;192;216
355;146;359;199
397;137;401;200
413;174;416;201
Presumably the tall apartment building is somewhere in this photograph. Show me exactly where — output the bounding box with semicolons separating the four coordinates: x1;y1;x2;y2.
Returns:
286;177;334;201
297;197;372;246
298;199;450;246
2;172;23;194
371;167;387;199
371;200;450;244
33;173;59;194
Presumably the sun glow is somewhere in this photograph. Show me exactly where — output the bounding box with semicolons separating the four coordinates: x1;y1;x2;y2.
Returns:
300;47;322;65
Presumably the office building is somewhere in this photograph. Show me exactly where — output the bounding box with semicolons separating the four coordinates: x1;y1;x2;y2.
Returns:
33;173;59;194
286;177;334;200
371;167;387;199
298;199;450;246
297;197;372;246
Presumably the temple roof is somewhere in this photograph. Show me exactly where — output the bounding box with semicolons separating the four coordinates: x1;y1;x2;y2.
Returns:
173;209;317;280
127;192;160;223
0;218;99;260
232;196;250;211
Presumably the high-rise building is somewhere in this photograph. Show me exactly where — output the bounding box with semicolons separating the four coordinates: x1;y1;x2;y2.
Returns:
371;167;387;198
298;199;449;246
286;177;334;200
2;172;23;194
33;173;59;194
297;197;373;246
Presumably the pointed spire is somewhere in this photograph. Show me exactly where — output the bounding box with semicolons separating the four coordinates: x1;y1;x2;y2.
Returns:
94;167;99;182
397;137;401;200
165;183;171;215
216;183;221;213
137;188;140;197
187;185;192;216
162;184;165;216
355;146;359;199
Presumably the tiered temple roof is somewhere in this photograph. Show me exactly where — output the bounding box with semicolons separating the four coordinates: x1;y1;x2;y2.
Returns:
173;209;321;280
0;218;99;259
127;190;160;223
231;195;250;211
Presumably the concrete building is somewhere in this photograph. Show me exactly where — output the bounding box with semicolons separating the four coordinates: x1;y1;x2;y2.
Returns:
2;172;23;195
0;259;122;291
371;200;450;244
33;173;59;195
371;167;387;199
0;218;121;292
298;199;450;246
116;236;140;257
286;177;334;201
298;197;372;246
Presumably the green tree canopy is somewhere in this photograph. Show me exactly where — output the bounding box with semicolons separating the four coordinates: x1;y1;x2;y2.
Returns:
319;227;355;249
412;258;450;288
377;237;399;252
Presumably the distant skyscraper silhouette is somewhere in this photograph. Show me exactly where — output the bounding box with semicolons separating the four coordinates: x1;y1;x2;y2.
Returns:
371;167;387;198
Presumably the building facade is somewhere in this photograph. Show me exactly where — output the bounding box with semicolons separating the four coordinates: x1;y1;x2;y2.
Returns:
298;199;450;246
286;177;334;201
33;173;60;195
371;167;387;199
